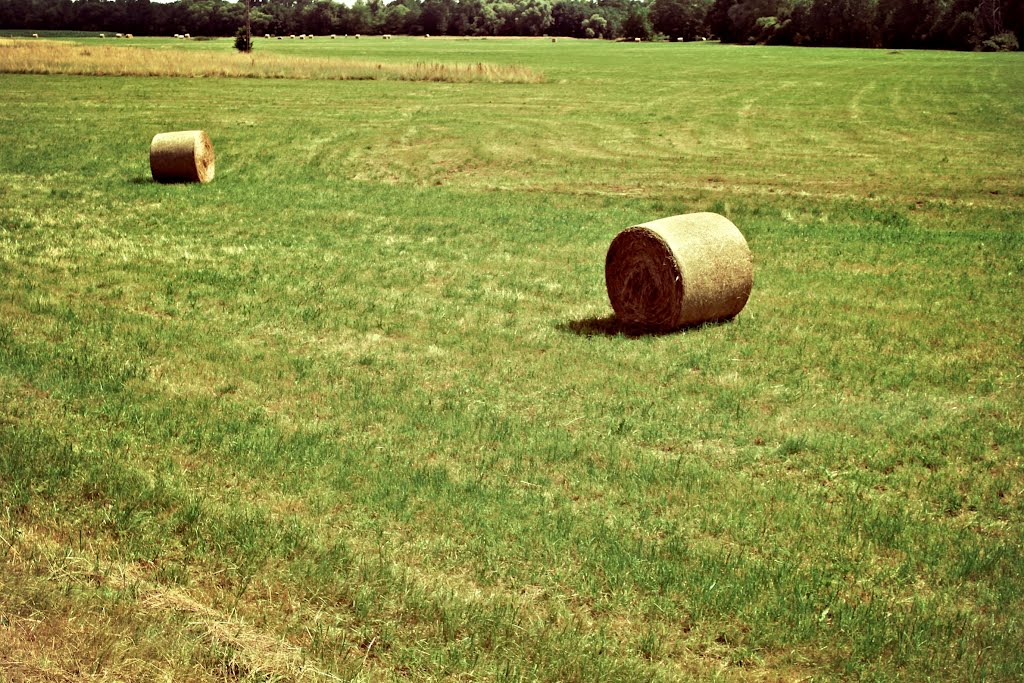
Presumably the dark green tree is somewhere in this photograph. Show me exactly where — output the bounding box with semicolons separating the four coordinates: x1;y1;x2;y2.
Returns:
650;0;711;39
621;4;652;38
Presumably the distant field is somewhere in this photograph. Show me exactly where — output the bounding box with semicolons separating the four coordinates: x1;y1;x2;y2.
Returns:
1;37;1022;681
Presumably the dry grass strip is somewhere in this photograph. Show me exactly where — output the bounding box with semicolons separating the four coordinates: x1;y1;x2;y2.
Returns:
0;38;543;84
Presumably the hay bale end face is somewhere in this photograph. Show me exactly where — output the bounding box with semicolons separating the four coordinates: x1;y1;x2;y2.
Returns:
149;130;215;184
605;213;752;331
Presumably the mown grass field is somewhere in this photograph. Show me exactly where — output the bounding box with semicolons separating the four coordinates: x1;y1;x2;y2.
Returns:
1;36;1023;681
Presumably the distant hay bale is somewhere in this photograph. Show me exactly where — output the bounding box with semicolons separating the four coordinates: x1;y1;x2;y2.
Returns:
184;33;190;38
355;34;360;39
149;130;215;184
265;33;271;38
383;34;391;40
115;33;123;38
32;33;39;38
331;34;336;38
634;37;641;42
425;33;430;38
125;33;133;38
100;33;106;38
605;213;753;331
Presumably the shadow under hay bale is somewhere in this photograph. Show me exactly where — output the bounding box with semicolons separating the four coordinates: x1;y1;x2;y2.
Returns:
149;130;215;184
558;314;734;338
605;212;752;332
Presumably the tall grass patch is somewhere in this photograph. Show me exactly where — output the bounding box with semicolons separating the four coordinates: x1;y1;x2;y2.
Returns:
0;38;543;83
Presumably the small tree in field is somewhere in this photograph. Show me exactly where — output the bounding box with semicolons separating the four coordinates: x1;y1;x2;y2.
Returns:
235;0;252;52
234;26;252;52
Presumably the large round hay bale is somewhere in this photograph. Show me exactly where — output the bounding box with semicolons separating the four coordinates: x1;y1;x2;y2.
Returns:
149;130;215;184
605;212;752;330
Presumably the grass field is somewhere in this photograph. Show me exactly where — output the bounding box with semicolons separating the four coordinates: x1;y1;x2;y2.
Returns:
1;36;1023;681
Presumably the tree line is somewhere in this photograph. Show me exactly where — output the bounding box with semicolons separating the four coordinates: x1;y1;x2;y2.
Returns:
1;0;1019;50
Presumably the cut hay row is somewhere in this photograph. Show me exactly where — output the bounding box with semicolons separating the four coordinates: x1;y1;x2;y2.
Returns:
0;38;543;84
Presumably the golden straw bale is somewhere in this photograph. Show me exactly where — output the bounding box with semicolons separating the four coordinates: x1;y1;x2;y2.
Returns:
149;130;215;184
605;213;752;330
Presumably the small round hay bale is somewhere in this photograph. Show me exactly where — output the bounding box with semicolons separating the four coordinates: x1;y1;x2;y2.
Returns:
605;213;752;330
100;33;106;38
634;37;641;42
32;33;39;38
125;33;133;38
184;33;190;38
331;34;336;38
149;130;215;184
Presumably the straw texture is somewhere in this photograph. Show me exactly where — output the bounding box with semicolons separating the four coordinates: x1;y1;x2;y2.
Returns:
605;212;752;330
149;130;215;184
